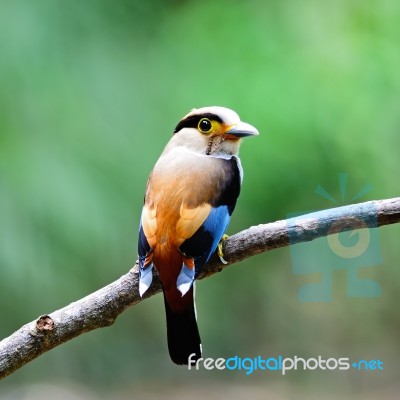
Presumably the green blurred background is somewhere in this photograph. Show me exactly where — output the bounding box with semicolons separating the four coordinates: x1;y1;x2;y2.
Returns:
0;0;399;398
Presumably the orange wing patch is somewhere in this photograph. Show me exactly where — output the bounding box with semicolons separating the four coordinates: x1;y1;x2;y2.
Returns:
141;205;157;249
176;203;211;245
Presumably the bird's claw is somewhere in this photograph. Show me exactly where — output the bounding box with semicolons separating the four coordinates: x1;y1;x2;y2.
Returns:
217;234;229;265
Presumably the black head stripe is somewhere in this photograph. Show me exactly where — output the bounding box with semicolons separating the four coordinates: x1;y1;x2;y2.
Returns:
173;113;224;134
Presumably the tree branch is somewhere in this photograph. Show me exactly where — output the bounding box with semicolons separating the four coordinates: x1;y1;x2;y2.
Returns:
0;197;399;379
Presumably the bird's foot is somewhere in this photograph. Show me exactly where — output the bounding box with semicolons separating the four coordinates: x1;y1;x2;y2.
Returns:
217;234;229;265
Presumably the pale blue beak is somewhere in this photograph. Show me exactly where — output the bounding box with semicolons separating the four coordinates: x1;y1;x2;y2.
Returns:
225;122;259;138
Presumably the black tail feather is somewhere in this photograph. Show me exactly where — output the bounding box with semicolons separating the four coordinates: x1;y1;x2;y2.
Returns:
163;292;202;365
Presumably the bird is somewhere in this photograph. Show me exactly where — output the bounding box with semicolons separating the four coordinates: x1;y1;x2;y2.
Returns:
138;106;258;365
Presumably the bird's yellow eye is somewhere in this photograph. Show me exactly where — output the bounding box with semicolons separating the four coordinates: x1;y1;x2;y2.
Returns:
198;118;212;133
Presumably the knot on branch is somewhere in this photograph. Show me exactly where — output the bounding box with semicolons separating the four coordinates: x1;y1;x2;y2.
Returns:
35;315;54;333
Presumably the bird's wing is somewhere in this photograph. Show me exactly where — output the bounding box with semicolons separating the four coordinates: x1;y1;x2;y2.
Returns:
179;156;243;275
179;205;231;275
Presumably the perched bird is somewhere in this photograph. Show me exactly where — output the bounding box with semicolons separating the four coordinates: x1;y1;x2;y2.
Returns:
138;106;258;365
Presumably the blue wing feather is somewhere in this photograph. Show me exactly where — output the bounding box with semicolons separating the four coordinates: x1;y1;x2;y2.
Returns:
138;222;154;296
138;223;150;268
179;205;230;276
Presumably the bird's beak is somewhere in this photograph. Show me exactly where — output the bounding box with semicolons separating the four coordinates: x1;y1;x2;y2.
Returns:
224;122;259;139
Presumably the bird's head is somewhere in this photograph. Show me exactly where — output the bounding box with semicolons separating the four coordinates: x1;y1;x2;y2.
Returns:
171;106;259;157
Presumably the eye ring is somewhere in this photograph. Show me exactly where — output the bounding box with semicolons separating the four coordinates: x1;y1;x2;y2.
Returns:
198;118;212;133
